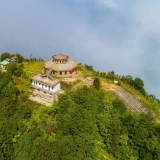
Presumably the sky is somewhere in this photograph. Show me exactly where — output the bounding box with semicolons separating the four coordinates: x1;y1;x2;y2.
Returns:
0;0;160;98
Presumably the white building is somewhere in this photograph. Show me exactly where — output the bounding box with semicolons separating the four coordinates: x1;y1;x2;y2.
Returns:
31;74;61;96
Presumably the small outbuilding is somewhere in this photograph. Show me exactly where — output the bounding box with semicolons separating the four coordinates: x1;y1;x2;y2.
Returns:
0;56;18;68
10;57;18;62
0;60;10;68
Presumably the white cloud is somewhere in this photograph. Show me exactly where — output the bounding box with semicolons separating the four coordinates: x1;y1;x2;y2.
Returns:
1;0;160;97
95;0;119;9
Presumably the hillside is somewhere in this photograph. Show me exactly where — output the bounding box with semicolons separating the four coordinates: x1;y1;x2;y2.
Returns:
114;87;155;116
1;59;160;160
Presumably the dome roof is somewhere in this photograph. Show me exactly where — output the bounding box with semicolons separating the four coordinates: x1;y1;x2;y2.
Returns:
52;54;68;60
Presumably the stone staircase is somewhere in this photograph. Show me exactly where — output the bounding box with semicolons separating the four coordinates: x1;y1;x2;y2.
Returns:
29;95;53;107
113;87;155;116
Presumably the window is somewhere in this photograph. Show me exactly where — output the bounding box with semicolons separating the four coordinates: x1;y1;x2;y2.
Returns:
65;71;67;74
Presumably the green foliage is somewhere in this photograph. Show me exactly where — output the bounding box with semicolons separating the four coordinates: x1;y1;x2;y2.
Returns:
92;77;101;90
112;99;126;113
77;63;84;71
120;76;146;95
1;80;160;160
0;72;19;99
15;53;24;63
61;81;73;91
6;63;24;77
132;77;145;95
1;52;10;61
84;64;94;71
106;71;115;80
55;86;106;159
98;107;160;159
1;52;25;62
22;61;44;77
133;77;144;90
1;60;160;160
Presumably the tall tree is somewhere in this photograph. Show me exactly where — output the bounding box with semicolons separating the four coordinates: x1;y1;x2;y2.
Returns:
92;77;101;90
1;52;10;61
15;53;24;63
6;63;23;77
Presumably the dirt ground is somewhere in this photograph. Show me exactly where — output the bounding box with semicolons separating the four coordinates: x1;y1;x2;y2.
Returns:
29;71;119;107
61;71;119;92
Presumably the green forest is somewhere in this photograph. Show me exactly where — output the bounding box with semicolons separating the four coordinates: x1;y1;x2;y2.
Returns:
1;52;160;160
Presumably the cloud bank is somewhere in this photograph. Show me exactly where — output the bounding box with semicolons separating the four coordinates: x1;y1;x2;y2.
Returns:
96;0;119;9
0;0;160;97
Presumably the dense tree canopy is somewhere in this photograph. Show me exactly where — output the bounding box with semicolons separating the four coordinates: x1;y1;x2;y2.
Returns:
1;59;160;160
6;63;24;77
1;52;10;61
134;77;144;90
92;77;101;90
0;75;160;159
15;53;24;63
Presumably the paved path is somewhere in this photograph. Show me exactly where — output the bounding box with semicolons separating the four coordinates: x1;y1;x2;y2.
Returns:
113;87;155;116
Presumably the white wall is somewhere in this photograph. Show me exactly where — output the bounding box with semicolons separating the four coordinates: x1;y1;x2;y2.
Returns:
37;82;42;88
54;83;60;92
32;80;61;93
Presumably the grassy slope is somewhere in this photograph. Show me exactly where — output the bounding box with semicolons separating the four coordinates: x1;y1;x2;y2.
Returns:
17;61;116;159
15;61;44;97
15;61;160;159
23;61;44;77
77;64;160;119
20;61;160;119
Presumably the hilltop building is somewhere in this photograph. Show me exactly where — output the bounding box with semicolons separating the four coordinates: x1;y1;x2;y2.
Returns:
0;60;10;68
30;54;76;105
31;74;61;96
44;54;77;77
30;69;62;104
0;57;17;68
